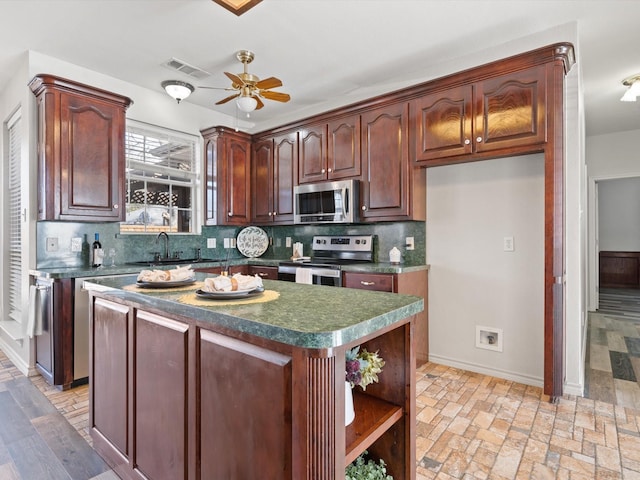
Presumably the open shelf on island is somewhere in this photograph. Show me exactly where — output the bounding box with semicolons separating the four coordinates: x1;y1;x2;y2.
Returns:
345;392;403;465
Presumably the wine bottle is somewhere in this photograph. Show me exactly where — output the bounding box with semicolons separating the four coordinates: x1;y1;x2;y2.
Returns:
92;233;104;268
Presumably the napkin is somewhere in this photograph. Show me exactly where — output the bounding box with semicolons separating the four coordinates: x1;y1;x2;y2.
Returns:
138;265;194;282
203;273;263;292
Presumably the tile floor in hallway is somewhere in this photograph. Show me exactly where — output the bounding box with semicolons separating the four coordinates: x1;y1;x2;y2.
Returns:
3;348;640;479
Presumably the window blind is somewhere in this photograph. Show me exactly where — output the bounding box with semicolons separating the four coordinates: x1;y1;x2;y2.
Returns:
7;110;22;322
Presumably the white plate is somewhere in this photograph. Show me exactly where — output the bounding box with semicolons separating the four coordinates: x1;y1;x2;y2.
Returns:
236;226;269;258
195;286;265;300
136;278;196;289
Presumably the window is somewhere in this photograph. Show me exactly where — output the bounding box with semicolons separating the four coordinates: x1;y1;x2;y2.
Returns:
121;121;200;234
6;109;22;322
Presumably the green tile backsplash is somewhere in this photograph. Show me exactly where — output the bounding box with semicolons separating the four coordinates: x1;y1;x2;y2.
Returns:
36;221;425;268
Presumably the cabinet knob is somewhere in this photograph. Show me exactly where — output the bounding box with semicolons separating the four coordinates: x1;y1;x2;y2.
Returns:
360;281;375;286
228;212;233;217
476;136;483;143
327;168;332;173
273;212;277;216
361;206;367;211
268;212;272;217
258;272;268;277
464;139;471;145
113;204;119;209
321;168;326;174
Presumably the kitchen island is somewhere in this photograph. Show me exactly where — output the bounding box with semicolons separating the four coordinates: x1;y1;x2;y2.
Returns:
86;274;422;480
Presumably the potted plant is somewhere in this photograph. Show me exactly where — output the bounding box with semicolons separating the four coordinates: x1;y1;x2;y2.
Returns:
345;451;393;480
344;346;385;425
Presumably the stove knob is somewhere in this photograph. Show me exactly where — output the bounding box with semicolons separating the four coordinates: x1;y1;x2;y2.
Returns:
355;239;360;244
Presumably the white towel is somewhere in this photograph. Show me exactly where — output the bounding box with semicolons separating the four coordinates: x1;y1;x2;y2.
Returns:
26;285;43;338
295;267;313;284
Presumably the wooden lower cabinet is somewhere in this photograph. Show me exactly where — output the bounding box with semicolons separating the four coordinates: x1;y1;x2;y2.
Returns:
89;293;416;480
343;270;429;365
599;251;640;289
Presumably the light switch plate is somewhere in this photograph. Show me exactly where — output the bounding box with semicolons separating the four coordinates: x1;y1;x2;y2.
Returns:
503;236;514;252
71;237;82;252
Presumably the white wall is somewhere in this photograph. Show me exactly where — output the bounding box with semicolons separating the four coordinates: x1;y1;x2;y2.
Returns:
427;155;545;385
598;177;640;251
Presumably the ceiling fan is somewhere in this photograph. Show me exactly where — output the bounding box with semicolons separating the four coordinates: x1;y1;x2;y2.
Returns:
202;50;290;112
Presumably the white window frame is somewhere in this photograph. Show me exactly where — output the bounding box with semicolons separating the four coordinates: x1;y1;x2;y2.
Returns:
121;120;201;234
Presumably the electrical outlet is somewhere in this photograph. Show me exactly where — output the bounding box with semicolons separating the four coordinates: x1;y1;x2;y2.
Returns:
231;238;236;248
405;237;414;250
223;238;230;248
503;236;514;252
207;238;216;248
46;237;58;252
286;237;292;248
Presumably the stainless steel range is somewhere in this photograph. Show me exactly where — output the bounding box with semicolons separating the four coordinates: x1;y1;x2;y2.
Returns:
277;235;374;287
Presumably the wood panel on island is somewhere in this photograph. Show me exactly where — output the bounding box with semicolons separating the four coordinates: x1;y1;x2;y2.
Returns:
29;74;132;221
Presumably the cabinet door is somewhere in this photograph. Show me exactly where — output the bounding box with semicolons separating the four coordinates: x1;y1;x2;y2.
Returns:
91;298;129;457
59;94;125;220
411;85;473;163
327;114;361;179
223;134;252;225
198;330;292;479
272;132;297;223
134;311;189;480
474;65;547;153
298;123;327;184
360;102;411;221
252;139;275;224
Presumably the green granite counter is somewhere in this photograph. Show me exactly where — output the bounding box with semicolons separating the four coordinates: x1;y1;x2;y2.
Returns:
85;273;423;349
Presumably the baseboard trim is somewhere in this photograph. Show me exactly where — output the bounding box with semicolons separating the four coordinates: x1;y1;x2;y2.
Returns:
428;353;543;388
0;335;33;377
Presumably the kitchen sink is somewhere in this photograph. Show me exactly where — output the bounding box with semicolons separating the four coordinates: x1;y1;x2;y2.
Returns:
127;258;219;267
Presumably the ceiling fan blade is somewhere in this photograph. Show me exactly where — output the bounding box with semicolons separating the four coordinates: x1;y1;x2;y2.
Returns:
260;90;291;103
255;76;283;90
224;71;244;86
255;96;265;110
215;92;240;105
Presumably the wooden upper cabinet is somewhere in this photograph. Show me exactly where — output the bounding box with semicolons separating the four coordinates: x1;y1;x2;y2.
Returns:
411;85;473;162
252;132;296;224
29;74;132;221
298;123;326;184
299;115;361;184
475;65;546;152
328;114;361;180
361;102;425;221
412;64;547;165
201;127;251;226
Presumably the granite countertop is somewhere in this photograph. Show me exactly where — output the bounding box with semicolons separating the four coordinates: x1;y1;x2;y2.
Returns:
85;274;424;349
30;258;428;279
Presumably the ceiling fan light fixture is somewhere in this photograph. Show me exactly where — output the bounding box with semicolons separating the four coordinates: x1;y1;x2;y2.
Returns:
620;74;640;102
162;80;194;103
236;94;258;112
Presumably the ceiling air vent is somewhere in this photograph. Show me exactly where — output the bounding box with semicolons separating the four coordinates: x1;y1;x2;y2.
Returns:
162;58;211;80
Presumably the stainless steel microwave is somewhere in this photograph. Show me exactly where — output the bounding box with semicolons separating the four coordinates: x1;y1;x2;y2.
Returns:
293;179;359;224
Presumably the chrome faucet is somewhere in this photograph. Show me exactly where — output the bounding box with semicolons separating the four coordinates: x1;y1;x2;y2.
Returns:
156;231;169;260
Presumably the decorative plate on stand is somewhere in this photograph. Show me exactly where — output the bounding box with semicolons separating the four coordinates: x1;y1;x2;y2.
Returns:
236;226;269;258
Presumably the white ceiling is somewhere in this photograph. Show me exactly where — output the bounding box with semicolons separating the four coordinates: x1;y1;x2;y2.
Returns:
2;0;640;136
